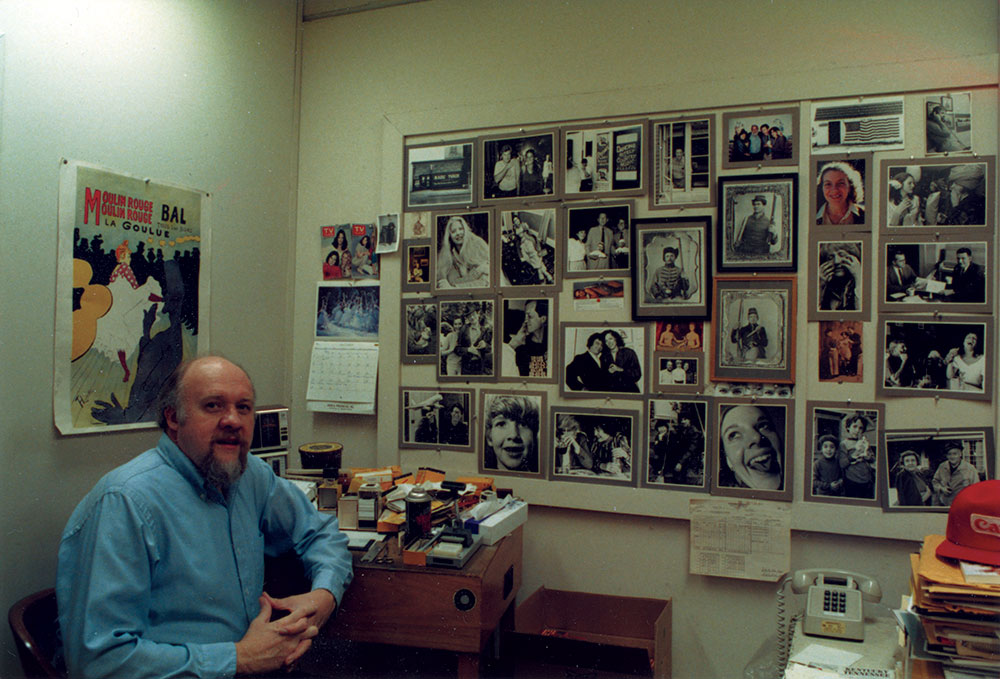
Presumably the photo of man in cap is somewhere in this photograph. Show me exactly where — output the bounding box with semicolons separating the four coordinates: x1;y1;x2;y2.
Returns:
734;194;777;255
730;306;768;362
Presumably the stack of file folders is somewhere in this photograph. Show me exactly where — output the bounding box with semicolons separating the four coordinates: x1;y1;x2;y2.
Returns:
894;534;1000;678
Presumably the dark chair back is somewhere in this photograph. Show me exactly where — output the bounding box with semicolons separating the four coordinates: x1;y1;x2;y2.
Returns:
8;588;66;678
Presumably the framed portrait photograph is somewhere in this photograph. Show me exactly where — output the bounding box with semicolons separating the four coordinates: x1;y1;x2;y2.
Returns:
924;92;972;155
803;402;885;507
437;298;497;382
709;398;793;502
883;427;993;512
498;207;559;291
880;156;994;232
563;202;632;277
877;315;993;401
562;120;645;199
315;282;380;341
401;299;438;365
399;388;474;452
430;209;494;295
631;216;711;320
721;107;798;169
711;276;796;383
400;239;431;293
818;320;864;383
403;139;476;211
498;295;556;384
809;154;872;231
478;389;547;478
643;398;709;491
550;406;638;486
879;237;991;314
479;130;558;205
560;322;648;399
649;114;715;209
717;173;798;272
807;232;872;322
654;320;703;352
652;353;703;394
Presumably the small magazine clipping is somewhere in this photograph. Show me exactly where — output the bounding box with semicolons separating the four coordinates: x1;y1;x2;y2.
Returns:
689;498;790;581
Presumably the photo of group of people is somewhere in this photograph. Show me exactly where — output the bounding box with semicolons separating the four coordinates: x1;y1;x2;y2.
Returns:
482;133;555;201
400;389;472;450
880;318;991;399
562;324;646;397
818;321;863;382
401;301;437;364
438;299;496;380
723;108;795;167
552;409;635;484
885;428;992;510
646;399;707;489
315;282;379;340
656;357;699;389
806;405;882;505
881;241;988;310
321;223;379;281
882;159;990;228
565;204;631;273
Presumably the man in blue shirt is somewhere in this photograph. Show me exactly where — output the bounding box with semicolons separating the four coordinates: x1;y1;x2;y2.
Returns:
57;356;353;678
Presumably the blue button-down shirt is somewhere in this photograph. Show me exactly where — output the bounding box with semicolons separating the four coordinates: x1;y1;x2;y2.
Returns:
57;434;353;678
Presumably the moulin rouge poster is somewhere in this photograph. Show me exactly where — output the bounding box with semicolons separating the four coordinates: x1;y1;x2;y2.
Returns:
54;160;211;434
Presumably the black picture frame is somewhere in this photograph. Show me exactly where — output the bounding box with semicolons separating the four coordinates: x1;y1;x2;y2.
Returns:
549;406;639;487
717;173;798;272
709;398;794;502
403;138;476;212
631;216;711;320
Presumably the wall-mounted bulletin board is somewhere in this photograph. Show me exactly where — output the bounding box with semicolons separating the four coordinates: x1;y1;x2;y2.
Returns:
393;86;998;543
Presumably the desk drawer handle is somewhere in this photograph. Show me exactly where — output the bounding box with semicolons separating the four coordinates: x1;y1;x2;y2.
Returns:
454;588;477;611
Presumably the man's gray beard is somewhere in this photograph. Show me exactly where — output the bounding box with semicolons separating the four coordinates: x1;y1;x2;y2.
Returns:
198;453;246;495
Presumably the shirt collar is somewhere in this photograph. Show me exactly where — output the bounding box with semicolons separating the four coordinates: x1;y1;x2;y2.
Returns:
155;432;222;501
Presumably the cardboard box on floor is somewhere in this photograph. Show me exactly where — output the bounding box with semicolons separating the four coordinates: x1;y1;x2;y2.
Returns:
508;586;671;679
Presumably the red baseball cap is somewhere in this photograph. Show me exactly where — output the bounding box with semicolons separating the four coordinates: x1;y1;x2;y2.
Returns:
936;480;1000;566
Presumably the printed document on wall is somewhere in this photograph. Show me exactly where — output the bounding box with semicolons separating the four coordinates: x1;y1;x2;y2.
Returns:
688;498;790;582
307;341;378;414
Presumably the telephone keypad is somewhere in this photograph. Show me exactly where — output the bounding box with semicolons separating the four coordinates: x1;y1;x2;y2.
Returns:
822;589;847;613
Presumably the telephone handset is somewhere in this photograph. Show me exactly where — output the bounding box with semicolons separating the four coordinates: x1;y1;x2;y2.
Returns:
792;569;882;642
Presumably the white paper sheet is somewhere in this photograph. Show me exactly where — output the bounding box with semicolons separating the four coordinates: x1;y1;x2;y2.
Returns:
688;498;790;581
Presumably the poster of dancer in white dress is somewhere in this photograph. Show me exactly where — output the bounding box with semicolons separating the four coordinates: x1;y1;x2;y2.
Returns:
54;160;210;434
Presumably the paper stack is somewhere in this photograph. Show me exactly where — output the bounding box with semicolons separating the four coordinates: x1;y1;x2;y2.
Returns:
896;534;1000;677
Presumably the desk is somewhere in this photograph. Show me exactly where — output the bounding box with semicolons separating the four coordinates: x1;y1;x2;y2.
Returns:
269;527;523;678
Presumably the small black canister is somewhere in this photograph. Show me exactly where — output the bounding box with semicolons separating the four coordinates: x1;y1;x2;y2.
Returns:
404;487;432;539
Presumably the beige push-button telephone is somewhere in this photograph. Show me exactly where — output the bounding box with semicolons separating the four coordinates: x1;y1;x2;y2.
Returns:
791;569;882;642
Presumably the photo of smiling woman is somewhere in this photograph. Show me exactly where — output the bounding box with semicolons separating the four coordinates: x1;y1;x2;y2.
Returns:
713;401;792;500
480;391;546;476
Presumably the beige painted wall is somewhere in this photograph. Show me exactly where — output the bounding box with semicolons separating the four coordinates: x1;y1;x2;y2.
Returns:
295;1;998;676
0;2;300;676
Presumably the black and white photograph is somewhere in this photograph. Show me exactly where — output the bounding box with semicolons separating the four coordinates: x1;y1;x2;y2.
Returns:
480;130;558;204
401;299;438;365
808;234;871;322
804;402;884;507
563;202;631;276
710;398;793;502
818;320;864;383
399;388;474;451
883;428;993;512
655;321;703;352
431;209;494;294
563;120;644;199
550;407;637;486
479;389;546;477
644;398;708;490
498;208;558;290
810;96;904;154
650;115;714;209
404;139;475;210
925;92;972;155
376;213;400;254
877;316;993;401
653;354;701;394
498;296;556;384
880;238;990;313
315;282;380;341
632;216;710;320
721;107;797;169
437;298;497;382
717;174;797;272
560;323;647;399
880;156;994;231
401;239;431;293
712;276;795;383
810;154;871;230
